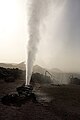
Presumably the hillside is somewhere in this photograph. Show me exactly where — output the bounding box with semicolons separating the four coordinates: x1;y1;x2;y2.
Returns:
0;62;25;70
0;62;80;84
0;62;62;74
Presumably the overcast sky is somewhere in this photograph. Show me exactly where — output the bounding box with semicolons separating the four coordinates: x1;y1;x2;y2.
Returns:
0;0;27;63
0;0;80;72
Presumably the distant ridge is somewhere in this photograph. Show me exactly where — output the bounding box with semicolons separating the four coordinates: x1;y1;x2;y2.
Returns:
16;62;25;70
0;62;62;74
50;68;62;73
0;62;25;70
33;65;46;75
0;63;16;68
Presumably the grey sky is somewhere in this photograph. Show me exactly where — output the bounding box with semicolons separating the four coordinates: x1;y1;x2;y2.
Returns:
0;0;27;63
0;0;80;72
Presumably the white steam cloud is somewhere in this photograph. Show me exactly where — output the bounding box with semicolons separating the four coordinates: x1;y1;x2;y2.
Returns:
26;0;65;85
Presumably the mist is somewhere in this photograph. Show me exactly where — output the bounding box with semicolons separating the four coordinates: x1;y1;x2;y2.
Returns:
34;0;80;73
26;0;66;85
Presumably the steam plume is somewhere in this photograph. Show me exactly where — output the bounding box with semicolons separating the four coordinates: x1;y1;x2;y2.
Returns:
26;0;50;85
26;0;65;85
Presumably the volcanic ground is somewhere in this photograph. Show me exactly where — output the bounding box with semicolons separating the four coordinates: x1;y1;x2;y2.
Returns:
0;80;80;120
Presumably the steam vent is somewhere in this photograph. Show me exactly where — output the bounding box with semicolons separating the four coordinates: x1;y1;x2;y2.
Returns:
1;84;37;106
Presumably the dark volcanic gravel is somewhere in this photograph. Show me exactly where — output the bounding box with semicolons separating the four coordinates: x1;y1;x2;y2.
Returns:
0;81;80;120
0;101;60;120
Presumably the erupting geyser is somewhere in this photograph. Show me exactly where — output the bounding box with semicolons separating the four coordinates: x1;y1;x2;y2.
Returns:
26;0;65;85
26;0;52;85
